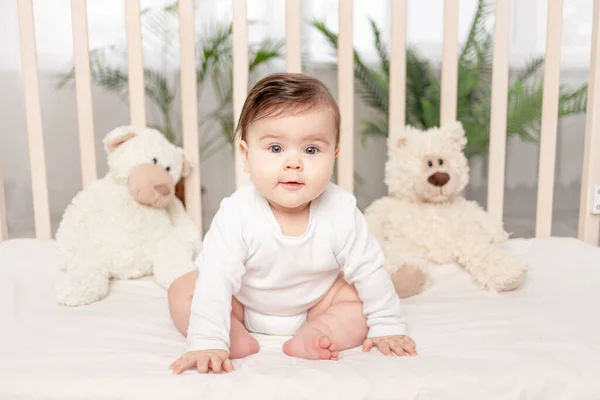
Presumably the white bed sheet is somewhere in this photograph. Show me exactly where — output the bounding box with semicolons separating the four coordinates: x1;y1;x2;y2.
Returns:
1;237;600;400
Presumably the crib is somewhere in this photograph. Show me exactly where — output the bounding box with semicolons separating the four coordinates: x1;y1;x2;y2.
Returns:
1;0;600;399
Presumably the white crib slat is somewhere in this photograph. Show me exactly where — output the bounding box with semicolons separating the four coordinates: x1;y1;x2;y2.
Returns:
389;0;407;136
124;0;146;128
17;0;51;240
286;0;302;73
579;0;600;245
233;0;249;188
337;0;354;193
536;0;564;237
440;0;459;125
70;0;97;188
487;0;511;223
178;0;202;232
0;165;7;241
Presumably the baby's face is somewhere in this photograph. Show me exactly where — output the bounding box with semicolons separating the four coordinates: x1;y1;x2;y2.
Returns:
241;106;338;211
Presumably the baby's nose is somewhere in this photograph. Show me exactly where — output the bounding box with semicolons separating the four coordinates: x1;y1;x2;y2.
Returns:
285;159;302;170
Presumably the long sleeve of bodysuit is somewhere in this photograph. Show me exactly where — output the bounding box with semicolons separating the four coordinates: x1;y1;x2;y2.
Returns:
334;202;407;339
186;196;248;352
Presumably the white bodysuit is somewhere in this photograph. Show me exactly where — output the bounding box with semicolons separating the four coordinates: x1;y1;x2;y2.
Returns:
187;182;407;352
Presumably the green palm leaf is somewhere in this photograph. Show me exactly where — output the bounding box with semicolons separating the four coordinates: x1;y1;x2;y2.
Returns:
369;17;389;78
517;56;545;81
405;46;434;128
459;0;491;65
559;83;588;116
249;39;285;71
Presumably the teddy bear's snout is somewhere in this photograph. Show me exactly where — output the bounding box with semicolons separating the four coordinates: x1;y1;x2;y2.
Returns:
127;163;175;208
154;184;171;196
427;172;450;187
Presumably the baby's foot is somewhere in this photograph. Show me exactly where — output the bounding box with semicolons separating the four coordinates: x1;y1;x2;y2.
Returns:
283;326;339;360
229;334;259;359
229;319;260;359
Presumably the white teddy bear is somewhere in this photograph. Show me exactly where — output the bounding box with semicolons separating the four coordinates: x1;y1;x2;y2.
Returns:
54;125;202;306
364;121;527;298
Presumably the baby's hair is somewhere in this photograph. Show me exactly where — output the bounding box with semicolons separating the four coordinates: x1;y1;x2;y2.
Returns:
234;73;341;145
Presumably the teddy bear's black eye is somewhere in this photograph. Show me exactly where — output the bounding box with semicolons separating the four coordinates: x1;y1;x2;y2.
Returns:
438;159;444;165
152;158;158;165
165;166;171;172
427;160;433;167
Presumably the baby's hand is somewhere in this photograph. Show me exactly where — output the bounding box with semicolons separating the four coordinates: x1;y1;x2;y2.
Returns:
169;349;233;374
362;335;417;356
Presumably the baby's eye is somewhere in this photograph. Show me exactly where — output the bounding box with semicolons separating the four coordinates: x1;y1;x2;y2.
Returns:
269;145;282;153
438;159;444;165
305;146;319;155
427;160;433;167
165;166;171;172
152;157;158;165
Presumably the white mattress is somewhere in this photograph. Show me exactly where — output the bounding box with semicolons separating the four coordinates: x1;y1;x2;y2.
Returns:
1;237;600;400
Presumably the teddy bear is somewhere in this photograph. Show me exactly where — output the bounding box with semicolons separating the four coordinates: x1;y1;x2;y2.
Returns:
54;125;202;306
364;121;527;298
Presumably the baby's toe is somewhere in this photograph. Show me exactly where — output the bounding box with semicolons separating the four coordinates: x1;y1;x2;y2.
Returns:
311;336;334;360
317;336;332;350
330;348;339;360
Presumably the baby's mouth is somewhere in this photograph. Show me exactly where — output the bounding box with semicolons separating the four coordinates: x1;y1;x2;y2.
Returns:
280;181;304;190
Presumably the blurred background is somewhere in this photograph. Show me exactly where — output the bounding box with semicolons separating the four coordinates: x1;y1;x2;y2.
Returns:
0;0;593;238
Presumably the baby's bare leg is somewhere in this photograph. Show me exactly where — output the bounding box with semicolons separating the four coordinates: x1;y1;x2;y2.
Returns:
282;276;368;360
167;271;259;359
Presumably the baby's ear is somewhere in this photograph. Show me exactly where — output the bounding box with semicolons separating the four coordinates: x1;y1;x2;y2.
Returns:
103;126;138;153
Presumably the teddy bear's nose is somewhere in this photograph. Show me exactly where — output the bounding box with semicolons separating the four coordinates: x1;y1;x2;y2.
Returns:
428;172;450;187
154;184;171;196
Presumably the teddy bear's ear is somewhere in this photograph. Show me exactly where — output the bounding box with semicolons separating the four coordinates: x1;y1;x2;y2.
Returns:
387;125;411;149
395;137;408;148
103;126;138;153
445;121;467;150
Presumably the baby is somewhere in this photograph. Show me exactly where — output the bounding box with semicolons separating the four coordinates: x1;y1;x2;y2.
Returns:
169;73;416;374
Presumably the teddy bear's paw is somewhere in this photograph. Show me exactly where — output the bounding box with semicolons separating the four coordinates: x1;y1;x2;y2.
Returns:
390;264;429;298
472;250;528;292
54;270;110;307
494;264;527;292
